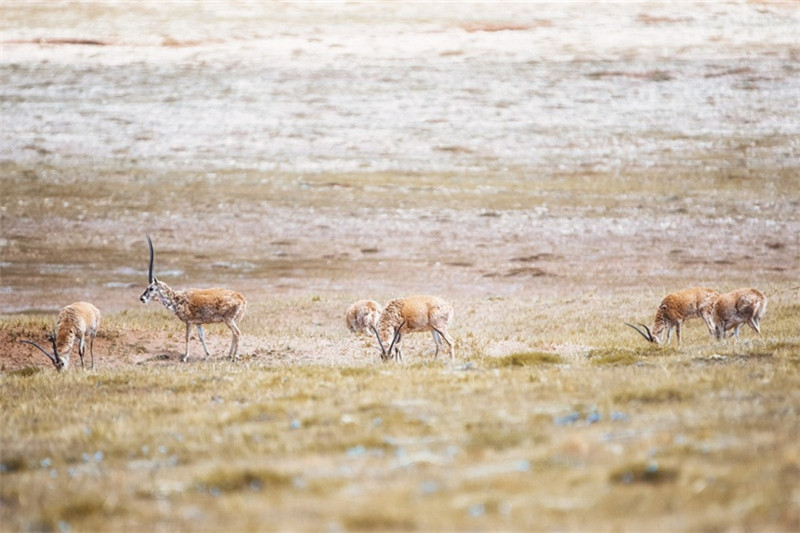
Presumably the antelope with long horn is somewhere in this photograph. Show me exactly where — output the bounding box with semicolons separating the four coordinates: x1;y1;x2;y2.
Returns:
702;288;767;340
627;287;719;345
19;301;101;371
371;295;455;361
139;235;247;361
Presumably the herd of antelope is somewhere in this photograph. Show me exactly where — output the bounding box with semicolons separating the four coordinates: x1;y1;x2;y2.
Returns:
20;236;767;371
626;287;767;345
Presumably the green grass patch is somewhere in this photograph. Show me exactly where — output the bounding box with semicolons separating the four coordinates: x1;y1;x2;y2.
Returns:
614;386;691;404
735;341;800;360
491;351;562;367
0;456;27;474
466;425;529;453
609;461;679;485
195;467;293;494
343;511;417;531
5;366;42;378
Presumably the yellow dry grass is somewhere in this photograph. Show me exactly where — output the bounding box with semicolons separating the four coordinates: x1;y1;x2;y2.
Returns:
2;297;799;532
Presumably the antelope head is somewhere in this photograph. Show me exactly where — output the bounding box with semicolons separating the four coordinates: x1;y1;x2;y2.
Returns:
626;322;656;343
139;235;163;304
371;321;405;361
19;333;66;371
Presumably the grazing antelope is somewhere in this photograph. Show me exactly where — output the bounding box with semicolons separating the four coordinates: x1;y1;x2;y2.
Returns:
627;287;719;345
19;301;101;371
345;299;382;336
703;288;767;340
139;235;247;362
371;295;455;361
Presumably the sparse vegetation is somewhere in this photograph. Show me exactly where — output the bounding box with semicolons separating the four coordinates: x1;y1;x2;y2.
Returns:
492;351;562;367
609;461;680;485
2;2;799;532
614;386;691;404
195;467;293;494
2;314;799;531
587;348;640;366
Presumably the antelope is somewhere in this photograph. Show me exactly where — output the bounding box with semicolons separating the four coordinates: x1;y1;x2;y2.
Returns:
371;295;455;361
139;235;247;362
345;299;382;336
19;301;101;371
703;288;767;340
627;287;719;345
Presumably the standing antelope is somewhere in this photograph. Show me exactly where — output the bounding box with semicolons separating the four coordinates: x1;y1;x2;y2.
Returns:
627;287;719;345
703;288;767;340
371;295;455;361
139;235;247;362
345;299;382;336
19;301;101;371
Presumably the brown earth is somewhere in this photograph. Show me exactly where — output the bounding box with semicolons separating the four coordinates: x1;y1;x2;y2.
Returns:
2;166;798;372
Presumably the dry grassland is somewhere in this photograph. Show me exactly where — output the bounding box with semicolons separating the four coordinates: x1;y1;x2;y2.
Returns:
2;199;799;531
2;1;800;532
2;303;800;532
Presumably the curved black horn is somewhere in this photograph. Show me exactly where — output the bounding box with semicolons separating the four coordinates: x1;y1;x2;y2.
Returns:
19;339;58;366
625;322;654;343
370;325;388;359
146;234;155;283
639;323;655;343
48;332;63;359
387;321;405;360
